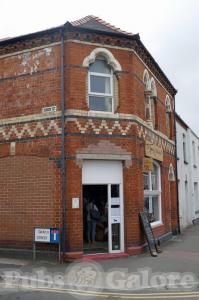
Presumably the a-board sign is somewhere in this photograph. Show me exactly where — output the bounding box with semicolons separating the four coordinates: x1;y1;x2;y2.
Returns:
139;212;161;257
34;228;60;244
192;218;199;225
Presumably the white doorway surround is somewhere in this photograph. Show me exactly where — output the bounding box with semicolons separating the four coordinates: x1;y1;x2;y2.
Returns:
82;160;124;253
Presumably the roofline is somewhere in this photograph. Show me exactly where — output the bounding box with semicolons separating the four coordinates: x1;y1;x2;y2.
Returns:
65;21;140;40
0;21;176;94
137;39;177;95
0;21;137;47
175;113;189;129
176;113;199;139
0;24;64;47
189;128;199;140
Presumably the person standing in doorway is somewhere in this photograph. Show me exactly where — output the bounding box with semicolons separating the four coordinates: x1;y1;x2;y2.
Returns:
89;200;100;244
86;198;92;243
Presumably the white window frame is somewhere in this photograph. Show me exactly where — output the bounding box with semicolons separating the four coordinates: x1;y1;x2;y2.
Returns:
192;141;196;166
88;60;114;113
144;161;162;227
183;134;187;163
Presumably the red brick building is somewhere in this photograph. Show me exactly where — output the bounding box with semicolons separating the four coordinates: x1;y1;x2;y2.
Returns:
0;16;178;259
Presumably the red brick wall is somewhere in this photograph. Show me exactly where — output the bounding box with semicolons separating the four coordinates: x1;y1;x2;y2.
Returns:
0;31;178;256
0;156;58;247
0;46;61;119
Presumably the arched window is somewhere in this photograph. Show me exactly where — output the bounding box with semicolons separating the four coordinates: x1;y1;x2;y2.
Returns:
150;78;157;129
83;48;121;113
144;161;162;224
88;58;113;112
143;70;151;121
143;71;158;129
165;95;172;138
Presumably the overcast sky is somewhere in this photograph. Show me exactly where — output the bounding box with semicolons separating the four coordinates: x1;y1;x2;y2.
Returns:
1;0;199;134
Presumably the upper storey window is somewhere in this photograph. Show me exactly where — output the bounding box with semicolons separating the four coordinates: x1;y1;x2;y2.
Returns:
89;59;113;112
150;78;157;129
83;47;122;113
165;95;172;139
143;70;157;129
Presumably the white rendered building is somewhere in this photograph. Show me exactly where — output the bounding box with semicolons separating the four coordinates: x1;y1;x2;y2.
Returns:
176;114;199;229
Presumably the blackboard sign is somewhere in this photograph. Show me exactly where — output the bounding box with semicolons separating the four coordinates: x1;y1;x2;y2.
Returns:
193;218;199;225
139;212;161;257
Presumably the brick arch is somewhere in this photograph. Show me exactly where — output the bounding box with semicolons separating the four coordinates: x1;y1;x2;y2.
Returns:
143;69;151;92
76;140;132;167
82;47;122;71
0;156;56;247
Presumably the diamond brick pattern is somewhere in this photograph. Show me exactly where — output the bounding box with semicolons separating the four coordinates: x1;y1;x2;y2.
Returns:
0;120;61;141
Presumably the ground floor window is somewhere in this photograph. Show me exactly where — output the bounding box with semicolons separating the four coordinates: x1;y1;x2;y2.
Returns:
144;196;159;222
144;161;161;224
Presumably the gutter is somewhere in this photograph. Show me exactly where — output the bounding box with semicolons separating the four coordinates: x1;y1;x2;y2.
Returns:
60;27;67;255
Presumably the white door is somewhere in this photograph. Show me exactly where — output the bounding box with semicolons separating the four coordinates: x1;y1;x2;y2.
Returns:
108;183;124;253
82;160;124;253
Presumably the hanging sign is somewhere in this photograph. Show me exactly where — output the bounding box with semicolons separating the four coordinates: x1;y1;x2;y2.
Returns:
143;157;153;172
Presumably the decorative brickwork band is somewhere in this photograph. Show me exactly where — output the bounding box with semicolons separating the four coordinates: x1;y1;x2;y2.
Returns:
0;114;175;156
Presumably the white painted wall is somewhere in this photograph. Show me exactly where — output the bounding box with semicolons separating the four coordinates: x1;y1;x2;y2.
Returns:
176;120;199;229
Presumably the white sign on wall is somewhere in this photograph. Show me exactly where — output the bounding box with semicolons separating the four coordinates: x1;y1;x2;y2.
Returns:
72;197;79;209
42;106;57;113
34;228;50;243
111;216;120;224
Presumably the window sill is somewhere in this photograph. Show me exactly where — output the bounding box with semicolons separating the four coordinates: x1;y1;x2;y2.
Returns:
151;221;163;228
88;110;114;115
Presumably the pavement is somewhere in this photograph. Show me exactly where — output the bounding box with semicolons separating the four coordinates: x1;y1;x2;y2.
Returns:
0;224;199;299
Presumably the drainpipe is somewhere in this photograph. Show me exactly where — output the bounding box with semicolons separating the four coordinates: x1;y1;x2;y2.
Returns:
174;99;181;234
60;27;67;255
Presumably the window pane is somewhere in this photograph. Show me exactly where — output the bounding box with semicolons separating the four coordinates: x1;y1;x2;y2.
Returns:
152;196;159;222
144;196;159;223
144;173;149;190
89;96;112;112
90;75;111;94
112;223;120;251
151;164;158;190
151;98;156;128
89;59;111;74
144;196;149;213
166;112;170;138
111;184;120;198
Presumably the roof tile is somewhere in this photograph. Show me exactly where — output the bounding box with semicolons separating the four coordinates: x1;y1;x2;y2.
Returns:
71;15;133;36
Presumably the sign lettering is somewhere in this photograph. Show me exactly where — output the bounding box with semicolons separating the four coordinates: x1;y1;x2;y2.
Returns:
143;157;153;172
34;228;60;244
145;142;163;161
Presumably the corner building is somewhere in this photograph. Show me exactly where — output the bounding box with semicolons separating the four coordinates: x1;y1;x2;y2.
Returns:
0;16;178;259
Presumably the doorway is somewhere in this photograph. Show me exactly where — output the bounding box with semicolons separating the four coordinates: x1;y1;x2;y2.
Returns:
82;160;124;254
83;185;108;254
